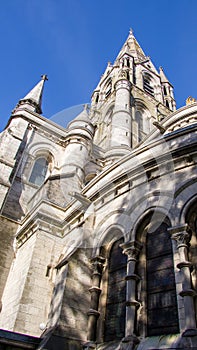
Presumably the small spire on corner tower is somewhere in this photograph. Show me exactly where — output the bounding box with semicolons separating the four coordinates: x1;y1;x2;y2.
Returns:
13;75;48;115
159;67;170;84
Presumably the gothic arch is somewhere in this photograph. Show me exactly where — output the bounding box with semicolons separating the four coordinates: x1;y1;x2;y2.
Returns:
93;211;132;254
26;140;59;162
131;207;171;241
93;221;126;255
179;192;197;225
172;179;197;226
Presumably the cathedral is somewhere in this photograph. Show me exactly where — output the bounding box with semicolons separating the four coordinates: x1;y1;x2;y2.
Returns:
0;30;196;350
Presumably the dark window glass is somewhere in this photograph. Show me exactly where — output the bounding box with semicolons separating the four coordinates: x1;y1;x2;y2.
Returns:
163;86;167;96
146;222;179;335
104;238;127;341
29;157;48;186
136;111;143;142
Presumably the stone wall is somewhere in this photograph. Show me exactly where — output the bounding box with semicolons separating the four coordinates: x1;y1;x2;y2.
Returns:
0;217;18;303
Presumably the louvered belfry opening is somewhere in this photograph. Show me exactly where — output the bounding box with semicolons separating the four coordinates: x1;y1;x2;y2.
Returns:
104;238;127;341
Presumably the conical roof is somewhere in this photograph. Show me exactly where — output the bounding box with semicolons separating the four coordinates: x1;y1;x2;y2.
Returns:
19;75;48;114
67;104;93;130
73;104;91;123
159;67;170;84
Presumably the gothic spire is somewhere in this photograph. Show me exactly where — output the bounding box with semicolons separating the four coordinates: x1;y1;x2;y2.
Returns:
115;28;147;63
14;75;48;114
159;67;171;84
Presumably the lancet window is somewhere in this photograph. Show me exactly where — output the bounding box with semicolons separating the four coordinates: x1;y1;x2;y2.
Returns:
29;156;49;186
104;238;127;341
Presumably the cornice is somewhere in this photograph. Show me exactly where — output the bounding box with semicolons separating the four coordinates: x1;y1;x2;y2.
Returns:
8;108;68;137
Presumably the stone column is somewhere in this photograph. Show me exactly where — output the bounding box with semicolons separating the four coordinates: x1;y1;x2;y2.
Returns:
120;240;142;346
87;256;105;343
169;224;197;334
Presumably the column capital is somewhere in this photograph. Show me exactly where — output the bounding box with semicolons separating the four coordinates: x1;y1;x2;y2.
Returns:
168;224;192;247
120;240;142;261
91;256;105;275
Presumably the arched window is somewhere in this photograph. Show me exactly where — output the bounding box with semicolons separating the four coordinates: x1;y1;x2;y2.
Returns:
136;111;143;142
185;200;197;322
137;215;179;336
29;156;48;186
104;238;127;341
163;86;167;96
135;106;150;142
143;72;154;96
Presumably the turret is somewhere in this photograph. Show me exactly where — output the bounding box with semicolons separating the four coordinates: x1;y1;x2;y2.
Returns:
110;69;132;150
0;75;48;216
160;67;176;111
90;29;176;159
0;76;47;208
13;75;48;115
61;106;95;198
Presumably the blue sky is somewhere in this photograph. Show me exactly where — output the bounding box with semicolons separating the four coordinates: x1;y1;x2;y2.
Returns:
0;0;196;131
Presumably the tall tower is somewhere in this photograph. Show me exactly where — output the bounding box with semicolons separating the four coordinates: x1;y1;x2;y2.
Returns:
91;29;176;158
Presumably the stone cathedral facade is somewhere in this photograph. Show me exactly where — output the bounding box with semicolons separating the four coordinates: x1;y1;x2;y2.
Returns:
0;30;196;350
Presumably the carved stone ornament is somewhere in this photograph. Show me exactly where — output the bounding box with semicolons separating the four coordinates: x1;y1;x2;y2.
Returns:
169;224;192;247
91;256;105;275
171;231;191;247
120;241;142;261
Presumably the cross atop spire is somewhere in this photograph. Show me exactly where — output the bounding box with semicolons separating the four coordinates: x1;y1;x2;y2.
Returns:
41;74;48;81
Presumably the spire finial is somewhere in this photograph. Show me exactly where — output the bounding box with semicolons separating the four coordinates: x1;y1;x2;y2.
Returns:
129;28;134;36
41;74;48;81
